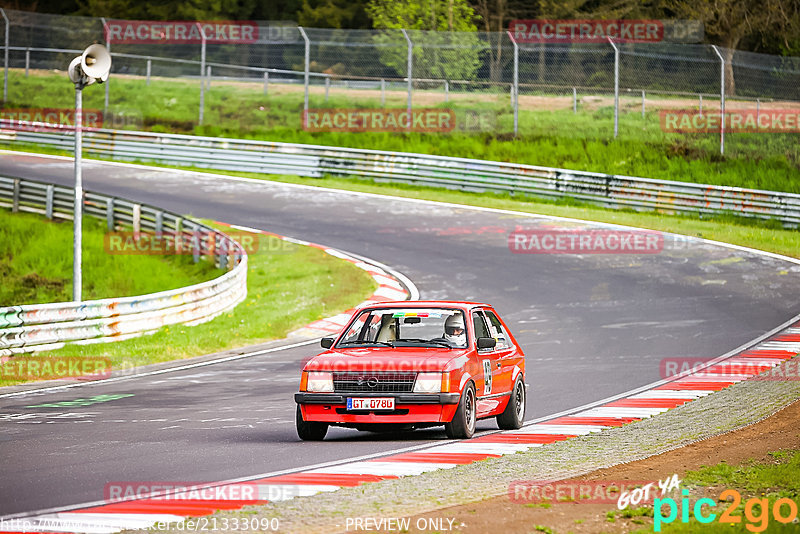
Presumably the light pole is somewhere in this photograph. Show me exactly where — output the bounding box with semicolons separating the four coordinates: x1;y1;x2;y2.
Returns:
67;44;111;302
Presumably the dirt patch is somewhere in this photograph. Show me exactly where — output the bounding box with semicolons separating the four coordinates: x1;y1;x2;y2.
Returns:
406;399;800;533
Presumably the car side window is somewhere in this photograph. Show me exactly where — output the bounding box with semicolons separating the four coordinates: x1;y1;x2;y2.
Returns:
472;311;491;348
484;310;509;349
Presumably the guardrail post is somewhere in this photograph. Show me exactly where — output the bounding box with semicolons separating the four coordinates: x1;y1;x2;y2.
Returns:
155;210;163;234
11;178;19;212
711;45;725;155
263;70;268;95
1;8;9;102
146;58;151;86
106;197;115;230
507;30;519;137
608;36;619;138
219;237;228;270
401;29;412;130
298;27;310;114
175;217;183;254
192;227;200;263
25;48;29;77
132;203;141;240
45;184;54;219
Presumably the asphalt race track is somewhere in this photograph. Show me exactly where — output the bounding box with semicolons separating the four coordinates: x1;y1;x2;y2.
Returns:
2;151;799;517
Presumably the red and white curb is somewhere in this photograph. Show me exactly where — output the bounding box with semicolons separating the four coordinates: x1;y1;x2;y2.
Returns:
220;223;410;339
4;320;798;533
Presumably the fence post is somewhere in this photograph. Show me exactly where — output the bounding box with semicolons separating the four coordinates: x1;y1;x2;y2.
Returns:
263;70;268;95
197;23;207;126
100;17;109;116
401;29;412;129
146;58;151;85
1;9;8;102
641;90;645;118
298;26;310;114
608;36;619;138
711;45;725;155
380;78;385;106
444;80;448;102
324;75;330;102
573;87;577;113
756;98;760;123
699;94;703;116
206;65;211;91
25;48;29;77
507;30;519;137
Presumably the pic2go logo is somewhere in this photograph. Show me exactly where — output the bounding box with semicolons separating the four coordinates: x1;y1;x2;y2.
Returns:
654;489;799;532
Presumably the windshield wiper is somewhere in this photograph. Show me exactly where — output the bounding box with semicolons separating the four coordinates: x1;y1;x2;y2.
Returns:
339;340;395;347
395;338;453;349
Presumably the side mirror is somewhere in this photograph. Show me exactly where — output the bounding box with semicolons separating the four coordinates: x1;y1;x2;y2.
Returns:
477;337;496;349
320;337;334;349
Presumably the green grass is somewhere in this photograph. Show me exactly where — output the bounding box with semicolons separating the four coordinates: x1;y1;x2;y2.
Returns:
0;207;221;305
0;220;378;387
5;69;799;193
629;450;800;533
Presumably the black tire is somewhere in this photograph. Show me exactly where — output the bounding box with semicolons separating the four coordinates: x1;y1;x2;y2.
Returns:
497;376;526;430
296;405;328;441
445;382;476;439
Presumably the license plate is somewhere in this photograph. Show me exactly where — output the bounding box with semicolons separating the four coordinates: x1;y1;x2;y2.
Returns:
347;397;395;411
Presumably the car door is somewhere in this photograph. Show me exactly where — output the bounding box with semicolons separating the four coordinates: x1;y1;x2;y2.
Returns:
482;308;518;395
472;310;504;416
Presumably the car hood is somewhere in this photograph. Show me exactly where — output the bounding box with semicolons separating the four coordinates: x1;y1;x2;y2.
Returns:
304;346;469;373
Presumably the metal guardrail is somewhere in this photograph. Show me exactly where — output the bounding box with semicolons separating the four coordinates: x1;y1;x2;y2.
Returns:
2;124;799;227
0;175;248;356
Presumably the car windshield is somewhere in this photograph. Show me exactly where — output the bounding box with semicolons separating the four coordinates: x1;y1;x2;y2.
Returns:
337;308;468;349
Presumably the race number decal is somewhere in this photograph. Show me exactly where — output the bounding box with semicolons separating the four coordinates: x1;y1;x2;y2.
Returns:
483;359;492;395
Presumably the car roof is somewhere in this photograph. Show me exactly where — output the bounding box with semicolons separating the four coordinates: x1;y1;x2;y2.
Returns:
357;300;491;311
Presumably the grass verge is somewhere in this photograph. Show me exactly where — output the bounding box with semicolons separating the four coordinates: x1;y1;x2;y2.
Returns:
0;218;378;387
4;69;799;193
0;207;221;305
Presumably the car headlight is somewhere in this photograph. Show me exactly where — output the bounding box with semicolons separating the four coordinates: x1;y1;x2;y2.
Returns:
305;371;334;392
413;372;442;393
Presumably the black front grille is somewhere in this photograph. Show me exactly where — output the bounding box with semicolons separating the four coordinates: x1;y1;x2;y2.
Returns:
333;371;417;393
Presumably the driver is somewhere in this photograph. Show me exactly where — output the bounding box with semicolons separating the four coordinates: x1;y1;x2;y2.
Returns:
443;314;466;346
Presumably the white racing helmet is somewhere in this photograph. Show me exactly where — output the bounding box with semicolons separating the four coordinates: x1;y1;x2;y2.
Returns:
444;314;466;346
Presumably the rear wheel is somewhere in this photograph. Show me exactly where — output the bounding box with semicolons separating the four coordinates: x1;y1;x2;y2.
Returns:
497;376;525;429
296;405;328;441
445;383;476;439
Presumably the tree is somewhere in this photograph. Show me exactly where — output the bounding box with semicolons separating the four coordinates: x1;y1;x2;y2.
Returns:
367;0;483;82
298;0;371;29
73;0;256;20
472;0;538;82
664;0;800;94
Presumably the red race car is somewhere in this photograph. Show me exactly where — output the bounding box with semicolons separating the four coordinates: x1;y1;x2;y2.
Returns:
295;301;526;440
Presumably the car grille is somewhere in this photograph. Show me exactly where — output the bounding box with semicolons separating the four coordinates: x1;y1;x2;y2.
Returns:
333;371;417;393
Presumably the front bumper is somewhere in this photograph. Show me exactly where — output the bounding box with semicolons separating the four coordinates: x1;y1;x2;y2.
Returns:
296;391;461;424
295;392;460;405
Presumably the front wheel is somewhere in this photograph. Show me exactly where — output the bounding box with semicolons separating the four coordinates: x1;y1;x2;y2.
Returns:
296;405;328;441
445;383;476;439
497;376;526;429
